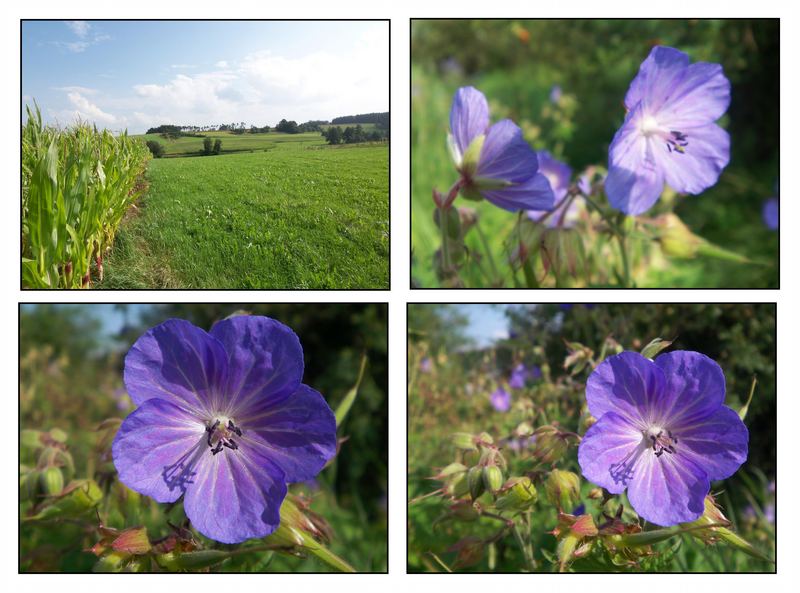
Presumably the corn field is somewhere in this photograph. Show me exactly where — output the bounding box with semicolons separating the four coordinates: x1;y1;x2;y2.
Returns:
21;104;151;288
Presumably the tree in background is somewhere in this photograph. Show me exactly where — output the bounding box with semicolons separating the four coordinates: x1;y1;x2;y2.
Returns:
202;137;213;155
324;126;343;145
213;139;222;155
276;119;300;134
145;140;164;158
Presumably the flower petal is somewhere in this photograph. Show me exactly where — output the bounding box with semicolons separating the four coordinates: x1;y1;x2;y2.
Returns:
450;86;490;156
482;172;555;212
210;316;304;416
578;411;644;494
653;351;726;427
124;319;229;416
112;398;206;503
677;406;748;481
625;46;690;112
183;443;287;544
626;447;709;526
477;119;539;184
656;62;731;127
653;123;730;195
605;107;665;215
240;384;337;483
586;352;666;427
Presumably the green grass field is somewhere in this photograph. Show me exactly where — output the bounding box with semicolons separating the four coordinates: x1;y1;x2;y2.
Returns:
138;130;329;157
100;140;389;289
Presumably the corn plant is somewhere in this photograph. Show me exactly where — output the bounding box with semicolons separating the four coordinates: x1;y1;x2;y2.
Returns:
22;103;151;288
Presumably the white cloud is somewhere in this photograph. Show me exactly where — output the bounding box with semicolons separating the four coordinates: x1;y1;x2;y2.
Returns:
66;21;90;39
52;23;111;53
54;85;98;95
46;25;387;133
53;41;91;53
62;91;117;125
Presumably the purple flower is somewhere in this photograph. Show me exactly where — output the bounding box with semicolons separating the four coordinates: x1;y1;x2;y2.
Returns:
762;197;778;230
509;363;541;389
489;386;512;412
577;351;748;526
527;151;581;228
112;317;337;544
509;363;528;389
549;84;563;104
605;46;731;215
420;356;433;373
448;86;555;212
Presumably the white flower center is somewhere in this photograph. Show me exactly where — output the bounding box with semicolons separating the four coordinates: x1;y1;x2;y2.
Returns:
644;425;678;458
640;115;663;137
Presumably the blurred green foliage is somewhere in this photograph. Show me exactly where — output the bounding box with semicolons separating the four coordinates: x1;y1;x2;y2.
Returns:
20;304;387;572
408;304;775;572
411;19;779;287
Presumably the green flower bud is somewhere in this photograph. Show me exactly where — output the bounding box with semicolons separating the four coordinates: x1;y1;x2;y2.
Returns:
476;432;494;445
93;551;129;573
24;479;102;522
482;466;504;493
434;462;468;481
39;466;64;496
545;469;581;511
532;425;568;463
656;213;704;258
452;432;477;452
20;469;42;502
468;466;485;500
111;526;152;555
21;429;43;451
640;337;674;360
156;550;231;571
495;477;538;512
449;473;471;498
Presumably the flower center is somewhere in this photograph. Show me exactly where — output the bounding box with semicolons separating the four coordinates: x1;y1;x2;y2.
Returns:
206;417;243;456
645;426;678;458
640;115;689;155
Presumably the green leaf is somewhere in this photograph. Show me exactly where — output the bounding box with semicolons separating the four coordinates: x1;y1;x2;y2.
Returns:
739;376;757;420
334;354;368;428
640;337;674;360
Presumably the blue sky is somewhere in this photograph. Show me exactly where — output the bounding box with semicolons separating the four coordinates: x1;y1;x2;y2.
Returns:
454;304;512;348
22;20;388;133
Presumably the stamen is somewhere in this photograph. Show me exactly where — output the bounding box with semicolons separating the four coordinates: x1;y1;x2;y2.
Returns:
206;418;244;455
647;427;678;459
665;130;689;155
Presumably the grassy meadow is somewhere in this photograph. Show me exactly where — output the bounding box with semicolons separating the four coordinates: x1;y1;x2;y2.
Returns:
100;137;389;289
22;121;389;289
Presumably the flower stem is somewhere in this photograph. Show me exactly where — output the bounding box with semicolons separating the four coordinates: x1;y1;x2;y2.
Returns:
476;222;500;284
512;520;536;572
617;223;631;288
582;194;631;287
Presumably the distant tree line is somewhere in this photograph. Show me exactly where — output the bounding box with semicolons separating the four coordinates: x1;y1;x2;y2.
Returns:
322;124;389;145
331;112;389;129
146;112;389;138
